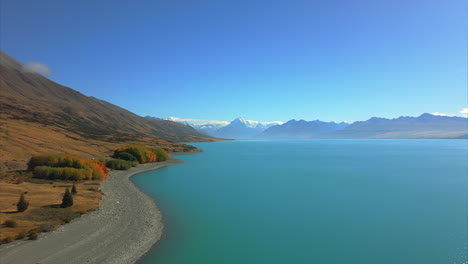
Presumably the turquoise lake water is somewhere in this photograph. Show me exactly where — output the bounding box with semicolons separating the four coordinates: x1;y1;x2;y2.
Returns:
133;140;468;264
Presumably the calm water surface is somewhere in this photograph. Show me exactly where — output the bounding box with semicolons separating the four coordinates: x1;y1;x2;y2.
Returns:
133;140;468;264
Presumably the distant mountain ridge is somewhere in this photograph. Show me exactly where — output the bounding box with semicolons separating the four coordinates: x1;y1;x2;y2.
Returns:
335;113;468;139
148;117;284;139
258;119;349;139
161;114;468;139
0;50;215;170
259;113;467;139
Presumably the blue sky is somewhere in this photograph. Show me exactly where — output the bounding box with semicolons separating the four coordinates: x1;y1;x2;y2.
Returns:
1;0;467;122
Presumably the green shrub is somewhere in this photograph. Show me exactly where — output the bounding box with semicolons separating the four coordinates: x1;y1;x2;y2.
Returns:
91;169;103;180
113;151;137;162
28;154;108;181
4;220;17;228
33;166;92;181
28;154;85;170
113;145;169;164
28;230;38;240
114;146;148;163
150;147;169;161
105;159;133;170
71;183;77;194
17;193;29;212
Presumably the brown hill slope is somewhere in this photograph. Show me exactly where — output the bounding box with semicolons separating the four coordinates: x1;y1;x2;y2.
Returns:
0;51;215;170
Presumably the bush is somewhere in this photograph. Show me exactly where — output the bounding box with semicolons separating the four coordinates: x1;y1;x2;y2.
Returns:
61;188;73;208
105;159;133;170
113;145;169;164
28;230;38;240
113;151;137;162
28;154;84;170
33;166;87;181
28;154;107;181
4;220;17;228
113;146;148;163
17;193;29;212
150;147;169;161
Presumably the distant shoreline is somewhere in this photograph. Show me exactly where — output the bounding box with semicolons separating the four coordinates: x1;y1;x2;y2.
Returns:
0;158;184;264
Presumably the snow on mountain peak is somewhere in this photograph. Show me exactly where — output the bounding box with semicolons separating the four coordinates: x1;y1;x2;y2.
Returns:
232;117;284;128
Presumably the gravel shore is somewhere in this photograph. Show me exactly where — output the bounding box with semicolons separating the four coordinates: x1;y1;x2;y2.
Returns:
0;159;182;264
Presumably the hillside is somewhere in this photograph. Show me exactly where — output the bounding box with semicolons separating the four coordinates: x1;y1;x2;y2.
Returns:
0;51;215;170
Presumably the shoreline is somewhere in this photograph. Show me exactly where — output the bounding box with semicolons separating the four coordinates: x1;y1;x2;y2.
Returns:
0;158;183;264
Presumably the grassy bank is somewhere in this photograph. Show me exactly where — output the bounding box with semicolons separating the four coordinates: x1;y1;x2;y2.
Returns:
0;171;102;243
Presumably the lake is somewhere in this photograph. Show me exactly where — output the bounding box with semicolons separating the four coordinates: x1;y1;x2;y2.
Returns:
133;140;468;264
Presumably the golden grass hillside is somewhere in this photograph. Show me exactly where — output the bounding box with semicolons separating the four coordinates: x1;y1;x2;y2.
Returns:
0;50;217;170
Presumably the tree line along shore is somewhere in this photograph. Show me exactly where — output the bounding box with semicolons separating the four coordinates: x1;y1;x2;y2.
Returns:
0;145;170;244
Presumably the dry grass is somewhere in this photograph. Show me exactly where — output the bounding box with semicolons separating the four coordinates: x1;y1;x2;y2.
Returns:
0;119;209;171
0;52;218;171
0;172;102;243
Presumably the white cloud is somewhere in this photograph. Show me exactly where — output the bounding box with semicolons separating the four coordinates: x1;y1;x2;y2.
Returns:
432;109;468;118
432;112;449;116
23;61;52;76
460;108;468;117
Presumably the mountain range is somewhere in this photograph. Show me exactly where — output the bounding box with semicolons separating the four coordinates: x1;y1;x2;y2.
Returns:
163;114;467;140
333;113;468;139
203;118;283;139
259;114;467;139
147;117;284;139
259;119;349;139
0;51;215;170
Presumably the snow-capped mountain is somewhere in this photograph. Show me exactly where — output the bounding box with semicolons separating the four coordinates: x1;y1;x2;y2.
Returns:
191;123;226;135
162;117;284;139
213;118;284;139
225;118;283;129
148;113;467;140
165;116;229;134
